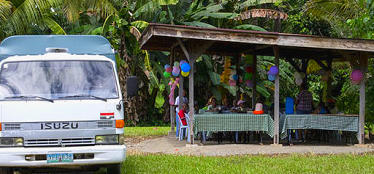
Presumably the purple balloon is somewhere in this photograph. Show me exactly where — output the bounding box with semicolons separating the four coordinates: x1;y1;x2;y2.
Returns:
268;66;279;75
351;69;363;81
246;80;253;87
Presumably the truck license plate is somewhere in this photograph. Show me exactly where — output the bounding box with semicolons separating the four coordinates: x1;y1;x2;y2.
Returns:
47;153;73;163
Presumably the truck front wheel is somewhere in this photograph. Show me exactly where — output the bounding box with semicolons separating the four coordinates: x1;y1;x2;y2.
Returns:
107;164;121;174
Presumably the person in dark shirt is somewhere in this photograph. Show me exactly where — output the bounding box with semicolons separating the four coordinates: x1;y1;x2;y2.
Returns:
295;83;313;142
295;83;313;114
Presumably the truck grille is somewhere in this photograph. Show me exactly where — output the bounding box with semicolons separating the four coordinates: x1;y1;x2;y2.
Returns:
25;138;95;147
97;120;114;128
3;123;21;130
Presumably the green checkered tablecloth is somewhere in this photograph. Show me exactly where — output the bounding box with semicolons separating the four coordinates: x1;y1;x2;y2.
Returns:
280;114;359;139
194;113;274;137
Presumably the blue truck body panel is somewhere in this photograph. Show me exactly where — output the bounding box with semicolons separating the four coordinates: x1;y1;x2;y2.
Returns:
0;35;115;61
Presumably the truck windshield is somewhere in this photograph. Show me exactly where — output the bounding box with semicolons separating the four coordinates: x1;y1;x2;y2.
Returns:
0;60;119;100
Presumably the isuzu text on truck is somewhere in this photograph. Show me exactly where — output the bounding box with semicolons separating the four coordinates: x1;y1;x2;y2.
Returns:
0;35;135;174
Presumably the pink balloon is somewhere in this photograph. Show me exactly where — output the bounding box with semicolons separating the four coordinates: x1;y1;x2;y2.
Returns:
229;79;236;86
351;69;363;81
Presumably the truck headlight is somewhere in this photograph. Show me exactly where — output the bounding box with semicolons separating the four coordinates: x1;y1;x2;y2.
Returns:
95;135;119;145
0;137;23;147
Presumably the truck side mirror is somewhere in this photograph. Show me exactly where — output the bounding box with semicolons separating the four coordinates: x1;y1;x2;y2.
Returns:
126;76;138;98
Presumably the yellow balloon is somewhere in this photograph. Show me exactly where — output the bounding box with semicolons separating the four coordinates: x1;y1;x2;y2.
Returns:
181;71;189;77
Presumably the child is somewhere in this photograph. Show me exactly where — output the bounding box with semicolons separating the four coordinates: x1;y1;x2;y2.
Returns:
178;103;188;126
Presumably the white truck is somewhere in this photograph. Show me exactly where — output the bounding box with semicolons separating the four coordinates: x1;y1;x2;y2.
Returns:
0;35;133;174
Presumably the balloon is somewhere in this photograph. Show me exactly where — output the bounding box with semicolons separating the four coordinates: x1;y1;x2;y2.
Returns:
181;63;191;72
174;61;179;67
181;71;189;77
352;80;360;85
268;66;279;75
267;65;272;71
163;71;171;78
244;73;252;80
172;66;180;77
166;67;172;73
268;74;276;81
351;69;363;82
232;74;238;81
245;66;253;73
180;60;187;65
295;78;303;86
246;80;253;87
229;80;236;86
164;64;170;69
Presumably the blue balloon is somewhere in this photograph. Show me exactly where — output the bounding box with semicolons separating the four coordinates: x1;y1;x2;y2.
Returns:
268;74;276;81
164;64;170;69
232;74;238;81
181;62;191;72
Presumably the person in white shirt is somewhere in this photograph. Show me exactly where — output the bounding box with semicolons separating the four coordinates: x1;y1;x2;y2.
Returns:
175;90;188;112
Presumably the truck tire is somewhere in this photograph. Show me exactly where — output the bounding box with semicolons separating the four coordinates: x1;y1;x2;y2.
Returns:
0;168;13;174
107;164;121;174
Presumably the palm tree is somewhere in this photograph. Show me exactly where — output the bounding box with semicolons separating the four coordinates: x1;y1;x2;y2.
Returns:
304;0;374;38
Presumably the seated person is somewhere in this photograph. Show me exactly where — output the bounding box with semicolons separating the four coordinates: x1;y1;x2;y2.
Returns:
231;99;238;111
236;100;247;113
178;103;188;126
221;97;231;111
206;96;219;112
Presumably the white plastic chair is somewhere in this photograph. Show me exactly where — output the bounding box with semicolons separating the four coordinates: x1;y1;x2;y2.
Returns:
177;113;191;142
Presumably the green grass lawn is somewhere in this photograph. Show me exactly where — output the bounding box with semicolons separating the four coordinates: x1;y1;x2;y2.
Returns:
123;153;374;174
119;127;374;173
124;126;170;137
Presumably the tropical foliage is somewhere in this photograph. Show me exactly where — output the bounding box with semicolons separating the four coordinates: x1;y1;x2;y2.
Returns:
0;0;373;127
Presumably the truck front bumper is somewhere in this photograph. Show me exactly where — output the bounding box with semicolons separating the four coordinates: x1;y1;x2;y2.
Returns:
0;145;126;167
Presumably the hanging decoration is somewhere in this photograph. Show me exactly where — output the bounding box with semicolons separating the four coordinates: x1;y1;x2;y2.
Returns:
244;73;252;80
246;80;253;87
229;79;236;86
179;60;190;77
268;66;279;75
306;59;322;74
163;71;171;78
220;57;231;84
168;78;180;105
268;74;276;81
172;65;180;77
350;69;363;84
181;71;189;77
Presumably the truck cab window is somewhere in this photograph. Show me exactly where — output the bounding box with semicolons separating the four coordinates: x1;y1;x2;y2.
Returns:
0;60;119;100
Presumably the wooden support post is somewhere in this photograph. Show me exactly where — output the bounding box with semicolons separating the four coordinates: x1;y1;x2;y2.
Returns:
252;55;257;110
189;60;195;144
176;39;214;144
273;46;280;144
170;50;175;132
358;53;368;144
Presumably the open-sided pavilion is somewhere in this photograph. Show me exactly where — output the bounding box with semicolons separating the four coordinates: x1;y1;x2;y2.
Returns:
139;23;373;145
